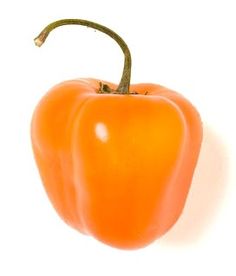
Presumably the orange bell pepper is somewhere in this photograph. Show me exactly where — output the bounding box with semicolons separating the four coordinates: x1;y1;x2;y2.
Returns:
31;19;202;249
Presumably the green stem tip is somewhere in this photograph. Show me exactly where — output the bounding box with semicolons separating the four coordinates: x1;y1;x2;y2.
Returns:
34;19;132;94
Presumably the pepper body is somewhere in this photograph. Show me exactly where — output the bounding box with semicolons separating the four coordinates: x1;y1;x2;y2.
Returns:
31;78;202;249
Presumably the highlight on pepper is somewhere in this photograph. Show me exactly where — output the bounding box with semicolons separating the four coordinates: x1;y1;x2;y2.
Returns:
31;19;203;249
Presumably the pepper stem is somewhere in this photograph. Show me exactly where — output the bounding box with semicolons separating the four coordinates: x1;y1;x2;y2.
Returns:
34;19;132;94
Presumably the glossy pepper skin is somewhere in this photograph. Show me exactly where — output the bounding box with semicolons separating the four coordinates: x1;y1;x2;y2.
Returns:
32;19;203;249
31;78;202;249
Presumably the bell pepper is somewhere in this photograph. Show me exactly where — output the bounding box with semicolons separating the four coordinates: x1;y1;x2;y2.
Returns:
31;19;202;249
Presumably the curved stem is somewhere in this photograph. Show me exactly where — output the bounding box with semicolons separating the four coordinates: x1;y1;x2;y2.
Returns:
34;19;132;94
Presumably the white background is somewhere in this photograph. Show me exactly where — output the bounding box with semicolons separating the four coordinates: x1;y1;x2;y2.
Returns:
0;0;235;275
